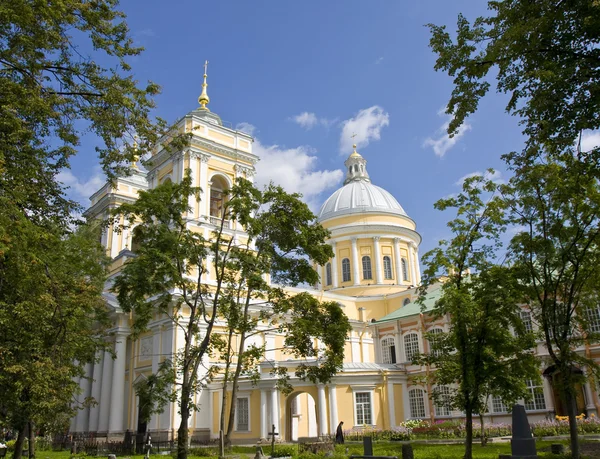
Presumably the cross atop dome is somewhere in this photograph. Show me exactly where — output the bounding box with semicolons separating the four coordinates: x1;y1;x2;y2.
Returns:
343;142;371;185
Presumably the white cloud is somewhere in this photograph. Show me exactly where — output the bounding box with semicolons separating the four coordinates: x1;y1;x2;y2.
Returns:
291;112;337;130
423;110;472;157
235;122;256;136
237;121;342;210
455;170;503;187
57;167;105;205
580;130;600;153
375;57;384;64
339;106;390;154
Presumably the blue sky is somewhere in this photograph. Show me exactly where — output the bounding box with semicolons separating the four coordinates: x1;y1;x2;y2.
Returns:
61;1;543;255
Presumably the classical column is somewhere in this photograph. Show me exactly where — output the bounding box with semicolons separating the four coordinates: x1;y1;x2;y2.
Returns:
270;388;280;435
110;218;121;258
108;331;128;434
150;326;162;431
317;384;328;436
172;156;182;183
75;364;93;432
408;242;417;284
393;238;402;283
260;390;268;439
410;242;421;285
199;154;210;219
387;381;396;428
351;237;360;286
394;326;403;365
328;385;338;434
98;348;114;432
187;151;198;219
373;236;383;284
542;377;555;412
88;353;104;432
330;241;339;288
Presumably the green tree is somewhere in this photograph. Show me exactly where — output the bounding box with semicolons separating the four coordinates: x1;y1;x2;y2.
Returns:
504;146;600;459
418;174;539;459
428;0;600;154
0;210;110;459
112;176;350;459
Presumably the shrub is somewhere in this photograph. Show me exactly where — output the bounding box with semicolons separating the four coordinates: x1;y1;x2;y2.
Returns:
272;445;297;458
189;447;218;457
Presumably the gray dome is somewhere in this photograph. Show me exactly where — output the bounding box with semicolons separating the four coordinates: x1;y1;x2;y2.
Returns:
317;180;408;221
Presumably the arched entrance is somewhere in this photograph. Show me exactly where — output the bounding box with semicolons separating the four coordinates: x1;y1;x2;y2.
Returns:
286;391;318;442
543;365;587;416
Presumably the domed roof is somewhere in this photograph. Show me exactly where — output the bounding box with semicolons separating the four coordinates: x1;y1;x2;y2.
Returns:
317;180;408;221
317;147;409;221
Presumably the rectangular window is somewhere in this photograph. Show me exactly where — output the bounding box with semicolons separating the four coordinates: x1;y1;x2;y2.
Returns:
492;396;508;413
587;307;600;333
524;379;546;411
520;311;533;333
236;397;249;431
355;392;372;425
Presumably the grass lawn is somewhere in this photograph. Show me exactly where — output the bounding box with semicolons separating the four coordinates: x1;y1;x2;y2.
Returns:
26;440;575;459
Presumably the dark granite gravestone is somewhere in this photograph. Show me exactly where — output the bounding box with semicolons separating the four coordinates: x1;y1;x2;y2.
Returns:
363;436;373;456
511;404;537;459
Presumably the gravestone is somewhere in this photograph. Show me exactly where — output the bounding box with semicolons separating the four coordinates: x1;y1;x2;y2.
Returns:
511;404;537;459
401;444;414;459
363;436;373;456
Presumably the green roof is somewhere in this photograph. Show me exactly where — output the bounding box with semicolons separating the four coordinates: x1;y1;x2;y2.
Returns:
375;283;443;323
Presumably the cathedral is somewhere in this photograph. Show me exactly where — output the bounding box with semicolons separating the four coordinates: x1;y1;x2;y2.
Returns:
72;70;600;444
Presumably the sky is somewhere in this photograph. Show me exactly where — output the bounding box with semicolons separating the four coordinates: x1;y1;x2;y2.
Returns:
58;1;598;256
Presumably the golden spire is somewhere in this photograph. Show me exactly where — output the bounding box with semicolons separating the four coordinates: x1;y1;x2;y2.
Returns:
350;133;361;157
198;60;210;110
131;137;139;169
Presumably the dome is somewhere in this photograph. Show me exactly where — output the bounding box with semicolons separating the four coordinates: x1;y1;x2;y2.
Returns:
317;180;408;221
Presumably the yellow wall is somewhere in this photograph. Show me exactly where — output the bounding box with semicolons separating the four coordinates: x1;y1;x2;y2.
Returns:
394;384;405;423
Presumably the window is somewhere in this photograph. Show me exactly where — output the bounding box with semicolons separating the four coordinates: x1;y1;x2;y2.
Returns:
342;258;351;282
362;256;372;280
404;333;420;363
520;311;533;333
433;386;452;417
381;337;396;364
587;307;600;333
428;328;443;357
401;258;409;281
383;256;393;279
210;176;229;218
492;396;508;413
403;298;411;306
325;263;332;286
355;392;372;425
409;389;426;418
291;396;299;416
524;379;546;411
236;397;249;431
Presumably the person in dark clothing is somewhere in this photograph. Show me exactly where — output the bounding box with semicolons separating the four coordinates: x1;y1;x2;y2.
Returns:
335;421;344;444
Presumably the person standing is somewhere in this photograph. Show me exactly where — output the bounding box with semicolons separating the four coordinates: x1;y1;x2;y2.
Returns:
335;421;344;444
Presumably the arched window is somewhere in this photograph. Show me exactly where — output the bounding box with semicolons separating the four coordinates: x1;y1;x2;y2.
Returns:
433;385;452;417
131;230;142;253
404;333;420;362
354;164;359;173
401;258;409;281
383;256;393;279
362;256;372;280
325;263;332;286
403;298;411;306
210;176;229;219
342;258;351;283
381;337;396;364
409;388;426;418
161;176;172;185
428;327;444;357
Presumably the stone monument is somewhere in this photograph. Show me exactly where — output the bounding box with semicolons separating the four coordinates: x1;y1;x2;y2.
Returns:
511;404;537;459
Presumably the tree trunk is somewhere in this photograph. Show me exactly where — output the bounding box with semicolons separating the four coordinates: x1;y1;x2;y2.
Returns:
565;389;580;459
28;421;35;459
177;386;190;459
13;424;27;459
464;410;473;459
479;412;486;447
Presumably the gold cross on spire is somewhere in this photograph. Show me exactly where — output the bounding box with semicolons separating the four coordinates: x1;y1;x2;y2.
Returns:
198;60;210;110
351;132;357;150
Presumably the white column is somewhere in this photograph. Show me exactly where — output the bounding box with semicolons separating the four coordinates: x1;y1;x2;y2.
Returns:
351;237;360;286
387;381;396;428
98;348;114;432
331;242;339;288
261;390;268;439
373;236;383;284
393;238;402;284
317;384;328;436
173;156;181;183
328;385;338;434
88;353;104;432
542;377;555;411
270;388;280;435
265;333;275;361
408;242;417;284
108;332;128;433
394;326;403;365
410;242;421;284
150;326;161;431
187;152;198;219
199;154;210;219
76;363;93;432
110;219;121;258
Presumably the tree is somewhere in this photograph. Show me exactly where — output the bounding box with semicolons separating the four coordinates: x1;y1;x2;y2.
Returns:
504;146;600;459
417;174;539;459
428;0;600;154
112;176;350;459
0;209;110;459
